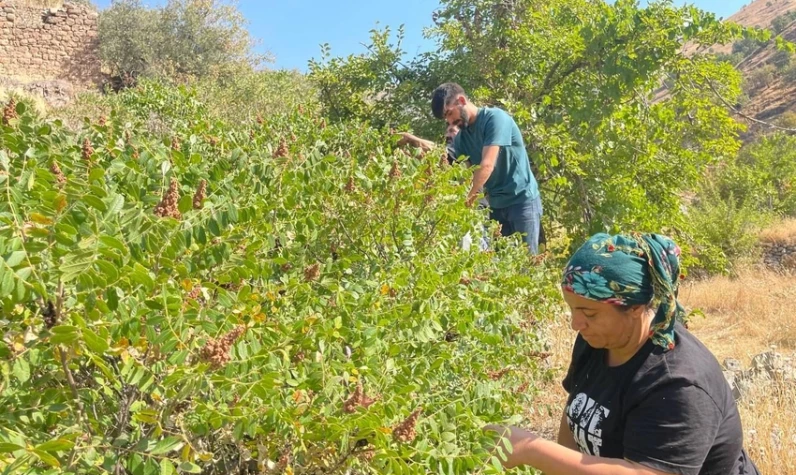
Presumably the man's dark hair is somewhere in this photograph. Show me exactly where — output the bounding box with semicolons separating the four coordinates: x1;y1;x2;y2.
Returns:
431;83;466;119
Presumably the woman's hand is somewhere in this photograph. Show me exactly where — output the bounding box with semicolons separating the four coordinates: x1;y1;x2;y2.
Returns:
483;424;540;469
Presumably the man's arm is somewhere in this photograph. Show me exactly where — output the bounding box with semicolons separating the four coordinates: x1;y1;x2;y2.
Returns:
466;145;499;206
397;132;435;153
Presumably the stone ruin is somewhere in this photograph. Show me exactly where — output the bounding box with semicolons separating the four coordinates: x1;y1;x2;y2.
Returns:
0;1;101;101
762;239;796;271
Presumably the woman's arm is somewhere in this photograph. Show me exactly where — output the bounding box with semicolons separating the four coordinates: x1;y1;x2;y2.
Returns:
556;410;578;451
484;425;674;475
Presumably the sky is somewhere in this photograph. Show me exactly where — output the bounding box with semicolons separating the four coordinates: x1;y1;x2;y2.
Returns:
91;0;751;72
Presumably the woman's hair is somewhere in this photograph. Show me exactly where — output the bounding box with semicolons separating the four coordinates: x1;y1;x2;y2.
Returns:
562;232;685;350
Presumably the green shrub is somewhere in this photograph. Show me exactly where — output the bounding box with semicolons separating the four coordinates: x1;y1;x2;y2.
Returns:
688;183;772;275
771;11;796;35
55;74;319;136
717;133;796;217
0;92;559;474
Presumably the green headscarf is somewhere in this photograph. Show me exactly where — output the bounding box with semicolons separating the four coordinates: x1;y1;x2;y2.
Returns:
561;232;686;350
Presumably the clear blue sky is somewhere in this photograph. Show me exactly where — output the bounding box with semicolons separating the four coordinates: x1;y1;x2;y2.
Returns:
91;0;749;72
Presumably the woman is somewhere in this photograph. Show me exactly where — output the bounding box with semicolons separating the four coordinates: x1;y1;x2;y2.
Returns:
486;232;758;475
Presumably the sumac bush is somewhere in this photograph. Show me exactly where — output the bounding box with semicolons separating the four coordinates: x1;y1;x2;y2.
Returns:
0;91;560;474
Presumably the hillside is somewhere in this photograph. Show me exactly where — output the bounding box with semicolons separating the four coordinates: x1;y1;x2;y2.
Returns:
693;0;796;128
708;0;796;51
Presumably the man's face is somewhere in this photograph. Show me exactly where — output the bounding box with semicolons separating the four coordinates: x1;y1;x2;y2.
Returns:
443;95;469;128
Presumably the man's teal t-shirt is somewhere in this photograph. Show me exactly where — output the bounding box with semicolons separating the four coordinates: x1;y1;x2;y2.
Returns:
452;107;539;209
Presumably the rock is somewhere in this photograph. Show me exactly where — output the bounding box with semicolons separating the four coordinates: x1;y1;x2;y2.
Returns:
724;370;743;401
722;352;796;401
752;351;783;373
724;358;743;373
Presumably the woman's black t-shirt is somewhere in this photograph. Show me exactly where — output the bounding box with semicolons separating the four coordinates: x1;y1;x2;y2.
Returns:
562;322;758;475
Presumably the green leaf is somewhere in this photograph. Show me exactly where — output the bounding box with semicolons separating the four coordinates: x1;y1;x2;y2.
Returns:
1;269;14;296
178;195;193;214
15;267;32;281
51;325;79;334
178;462;202;473
105;194;125;217
89;353;115;379
27;168;36;191
50;332;79;344
100;235;128;255
440;432;455;442
83;328;109;354
60;252;95;282
14;275;26;301
130;263;155;289
83;195;107;212
490;456;504;473
35;439;74;452
4;251;26;268
149;436;184;455
89;167;105;183
95;260;120;283
12;358;30;383
107;286;120;310
160;459;176;475
32;449;61;468
208;219;221;237
0;442;24;453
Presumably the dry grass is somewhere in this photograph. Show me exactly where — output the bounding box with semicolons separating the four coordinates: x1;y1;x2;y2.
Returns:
526;311;575;441
680;267;796;474
526;266;796;473
680;268;796;359
736;379;796;474
0;87;49;117
759;217;796;245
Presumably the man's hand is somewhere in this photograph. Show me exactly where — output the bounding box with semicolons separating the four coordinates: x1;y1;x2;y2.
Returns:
466;145;499;206
465;192;479;208
397;132;434;154
396;132;418;147
483;424;539;469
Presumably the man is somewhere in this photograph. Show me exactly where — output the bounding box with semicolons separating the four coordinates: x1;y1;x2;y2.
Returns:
402;83;543;253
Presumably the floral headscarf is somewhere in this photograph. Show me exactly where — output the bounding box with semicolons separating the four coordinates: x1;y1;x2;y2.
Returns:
561;232;685;350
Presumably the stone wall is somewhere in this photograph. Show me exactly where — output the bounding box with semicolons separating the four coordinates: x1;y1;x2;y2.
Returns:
0;1;100;87
762;240;796;271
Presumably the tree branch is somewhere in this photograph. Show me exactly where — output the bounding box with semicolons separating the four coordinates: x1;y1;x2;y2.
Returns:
703;76;796;134
55;281;94;451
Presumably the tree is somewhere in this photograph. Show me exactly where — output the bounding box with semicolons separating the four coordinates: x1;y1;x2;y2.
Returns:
311;0;755;247
98;0;265;82
98;0;160;82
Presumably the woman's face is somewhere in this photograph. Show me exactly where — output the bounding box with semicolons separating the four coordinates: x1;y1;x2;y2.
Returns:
562;291;641;350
